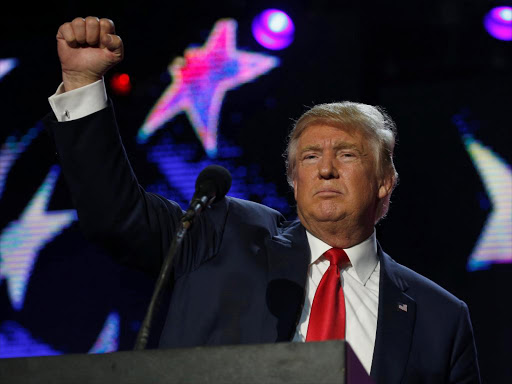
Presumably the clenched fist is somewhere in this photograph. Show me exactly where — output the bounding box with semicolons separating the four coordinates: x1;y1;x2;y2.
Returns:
57;17;124;92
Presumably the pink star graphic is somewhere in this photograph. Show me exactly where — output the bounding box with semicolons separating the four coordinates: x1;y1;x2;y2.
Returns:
137;19;279;157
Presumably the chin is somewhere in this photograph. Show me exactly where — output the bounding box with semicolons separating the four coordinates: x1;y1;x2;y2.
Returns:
311;207;347;223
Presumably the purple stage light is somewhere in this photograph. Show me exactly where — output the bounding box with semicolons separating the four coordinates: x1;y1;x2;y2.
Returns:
252;9;295;50
484;6;512;41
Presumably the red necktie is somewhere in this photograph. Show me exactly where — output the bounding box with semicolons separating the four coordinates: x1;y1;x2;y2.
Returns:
306;248;350;341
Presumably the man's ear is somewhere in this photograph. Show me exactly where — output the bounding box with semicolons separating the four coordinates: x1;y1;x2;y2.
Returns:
378;174;395;200
293;179;298;200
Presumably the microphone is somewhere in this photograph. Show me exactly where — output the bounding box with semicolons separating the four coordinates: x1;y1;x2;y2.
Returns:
182;165;232;225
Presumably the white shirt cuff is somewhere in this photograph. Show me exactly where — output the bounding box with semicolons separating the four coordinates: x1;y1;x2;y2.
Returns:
48;79;108;122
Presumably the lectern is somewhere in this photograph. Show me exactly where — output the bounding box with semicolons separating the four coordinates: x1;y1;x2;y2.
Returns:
0;340;374;383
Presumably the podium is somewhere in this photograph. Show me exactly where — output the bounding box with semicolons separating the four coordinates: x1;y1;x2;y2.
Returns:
0;340;374;383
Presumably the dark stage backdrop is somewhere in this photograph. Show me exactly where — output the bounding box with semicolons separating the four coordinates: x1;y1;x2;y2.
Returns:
0;1;511;382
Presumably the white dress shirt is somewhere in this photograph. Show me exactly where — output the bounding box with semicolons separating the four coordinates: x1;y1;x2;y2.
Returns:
48;79;107;121
293;230;380;375
48;80;380;374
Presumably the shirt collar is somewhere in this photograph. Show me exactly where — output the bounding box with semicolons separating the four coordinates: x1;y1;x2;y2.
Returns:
305;229;378;285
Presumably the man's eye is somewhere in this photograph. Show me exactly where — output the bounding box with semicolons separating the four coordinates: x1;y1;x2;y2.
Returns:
304;154;317;160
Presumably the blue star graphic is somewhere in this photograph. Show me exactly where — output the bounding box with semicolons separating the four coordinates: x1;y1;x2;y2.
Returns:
0;165;77;310
0;312;120;357
0;124;42;199
463;135;512;270
88;312;120;354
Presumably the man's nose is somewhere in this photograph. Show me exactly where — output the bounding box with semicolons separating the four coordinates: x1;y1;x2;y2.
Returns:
318;155;339;179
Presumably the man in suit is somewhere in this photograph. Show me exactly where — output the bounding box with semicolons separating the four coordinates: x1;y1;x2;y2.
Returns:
45;17;481;383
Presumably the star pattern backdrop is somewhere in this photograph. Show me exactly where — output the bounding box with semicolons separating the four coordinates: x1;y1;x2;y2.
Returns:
0;2;511;382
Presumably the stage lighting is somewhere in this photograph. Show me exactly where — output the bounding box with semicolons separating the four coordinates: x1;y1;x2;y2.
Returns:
252;9;295;50
0;58;18;81
484;6;512;41
110;73;132;95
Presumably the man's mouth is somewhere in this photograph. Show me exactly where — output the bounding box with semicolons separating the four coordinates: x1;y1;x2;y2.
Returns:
314;189;342;197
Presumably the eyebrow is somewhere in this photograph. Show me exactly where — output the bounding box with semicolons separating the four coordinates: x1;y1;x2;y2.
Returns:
300;142;360;153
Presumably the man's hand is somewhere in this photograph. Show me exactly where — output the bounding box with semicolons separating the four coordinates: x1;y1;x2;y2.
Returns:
57;17;123;92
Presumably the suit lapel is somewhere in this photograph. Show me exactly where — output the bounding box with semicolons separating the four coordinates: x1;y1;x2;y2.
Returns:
262;220;310;342
370;246;416;384
262;226;417;381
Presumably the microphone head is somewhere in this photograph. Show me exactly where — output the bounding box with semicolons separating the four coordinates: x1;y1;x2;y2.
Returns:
195;165;232;201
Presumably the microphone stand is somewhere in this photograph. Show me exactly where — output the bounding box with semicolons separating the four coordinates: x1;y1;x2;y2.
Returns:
133;196;215;350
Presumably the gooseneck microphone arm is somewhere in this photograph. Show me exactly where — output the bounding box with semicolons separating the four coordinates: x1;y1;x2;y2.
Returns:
134;165;232;350
134;223;186;350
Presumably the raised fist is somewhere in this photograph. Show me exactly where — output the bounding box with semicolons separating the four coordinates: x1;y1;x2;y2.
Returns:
57;17;124;91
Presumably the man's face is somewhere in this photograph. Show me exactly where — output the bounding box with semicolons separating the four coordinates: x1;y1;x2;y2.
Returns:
293;124;390;234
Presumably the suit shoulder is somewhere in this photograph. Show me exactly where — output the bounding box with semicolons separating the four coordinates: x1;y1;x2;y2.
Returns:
382;252;465;309
224;196;285;221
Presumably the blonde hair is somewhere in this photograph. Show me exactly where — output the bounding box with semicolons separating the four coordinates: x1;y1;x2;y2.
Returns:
284;101;398;222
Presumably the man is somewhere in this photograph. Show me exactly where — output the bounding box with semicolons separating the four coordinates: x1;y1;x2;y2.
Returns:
45;17;480;383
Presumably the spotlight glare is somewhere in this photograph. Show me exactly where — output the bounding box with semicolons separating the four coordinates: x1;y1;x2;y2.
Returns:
500;8;512;21
484;6;512;41
110;73;132;95
252;9;295;50
268;13;288;32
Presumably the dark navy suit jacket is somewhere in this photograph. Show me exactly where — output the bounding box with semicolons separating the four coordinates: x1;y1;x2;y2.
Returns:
45;104;480;383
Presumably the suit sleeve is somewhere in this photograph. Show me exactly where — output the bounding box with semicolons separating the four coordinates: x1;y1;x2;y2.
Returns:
43;102;184;278
449;301;481;384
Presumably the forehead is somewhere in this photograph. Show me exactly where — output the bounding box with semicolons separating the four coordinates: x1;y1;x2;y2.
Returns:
297;124;366;148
